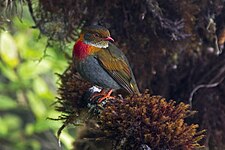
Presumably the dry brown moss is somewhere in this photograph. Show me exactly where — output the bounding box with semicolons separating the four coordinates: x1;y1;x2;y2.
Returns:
54;64;93;136
56;64;92;114
99;94;205;150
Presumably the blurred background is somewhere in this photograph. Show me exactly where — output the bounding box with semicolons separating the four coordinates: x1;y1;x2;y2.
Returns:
0;4;74;150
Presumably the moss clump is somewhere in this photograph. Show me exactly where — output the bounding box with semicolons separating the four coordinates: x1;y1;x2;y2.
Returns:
100;93;205;150
56;64;92;114
55;64;93;137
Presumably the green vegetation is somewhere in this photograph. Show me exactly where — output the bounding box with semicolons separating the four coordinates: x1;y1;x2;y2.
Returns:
0;6;73;150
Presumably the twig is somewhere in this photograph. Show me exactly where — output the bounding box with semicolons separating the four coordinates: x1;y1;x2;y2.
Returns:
189;75;225;108
26;0;37;25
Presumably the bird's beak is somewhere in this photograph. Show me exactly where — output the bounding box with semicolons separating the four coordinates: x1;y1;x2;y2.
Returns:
105;36;114;42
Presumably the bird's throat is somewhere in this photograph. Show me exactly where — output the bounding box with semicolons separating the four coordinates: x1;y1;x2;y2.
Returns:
73;40;101;60
73;40;90;60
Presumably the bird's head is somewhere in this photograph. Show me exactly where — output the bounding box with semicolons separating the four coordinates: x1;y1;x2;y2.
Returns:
81;25;114;48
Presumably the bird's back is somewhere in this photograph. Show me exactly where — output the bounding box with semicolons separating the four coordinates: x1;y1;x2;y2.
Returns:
95;43;140;94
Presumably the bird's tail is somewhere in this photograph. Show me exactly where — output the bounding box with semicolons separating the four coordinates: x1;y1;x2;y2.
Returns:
129;81;141;95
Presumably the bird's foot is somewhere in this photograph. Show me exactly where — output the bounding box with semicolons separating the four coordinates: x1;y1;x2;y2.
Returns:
90;89;115;103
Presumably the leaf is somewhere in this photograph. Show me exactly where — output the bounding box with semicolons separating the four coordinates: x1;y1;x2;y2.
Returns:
32;77;55;101
27;90;46;119
0;95;17;110
0;32;20;68
17;60;51;80
0;62;18;81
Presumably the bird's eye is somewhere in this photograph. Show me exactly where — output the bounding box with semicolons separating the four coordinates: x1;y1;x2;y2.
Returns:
94;33;100;37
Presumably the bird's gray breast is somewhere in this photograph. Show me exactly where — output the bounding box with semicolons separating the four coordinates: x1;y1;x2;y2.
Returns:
76;56;121;89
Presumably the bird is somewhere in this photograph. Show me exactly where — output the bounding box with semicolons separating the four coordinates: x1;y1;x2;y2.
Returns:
72;25;140;102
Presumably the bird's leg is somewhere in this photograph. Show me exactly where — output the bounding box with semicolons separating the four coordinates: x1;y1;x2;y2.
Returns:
98;89;115;103
90;89;115;103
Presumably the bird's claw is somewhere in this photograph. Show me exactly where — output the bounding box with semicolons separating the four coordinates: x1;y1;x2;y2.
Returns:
90;89;115;103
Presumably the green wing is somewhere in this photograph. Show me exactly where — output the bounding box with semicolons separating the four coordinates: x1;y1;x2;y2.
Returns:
95;43;140;94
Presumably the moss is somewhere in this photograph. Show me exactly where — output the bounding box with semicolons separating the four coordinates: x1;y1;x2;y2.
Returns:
56;64;92;114
100;93;205;149
54;64;93;137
